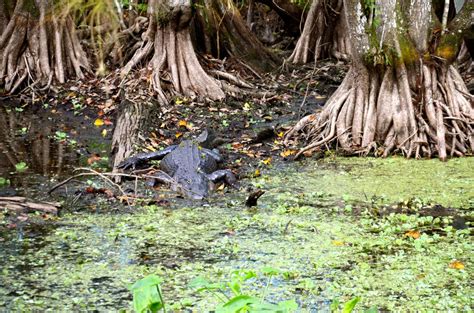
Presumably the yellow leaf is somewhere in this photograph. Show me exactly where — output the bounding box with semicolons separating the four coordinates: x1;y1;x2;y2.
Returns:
175;98;184;104
448;260;465;270
277;131;284;138
217;183;225;191
262;157;272;165
94;118;104;126
175;132;183;138
101;129;107;137
145;145;156;152
332;240;345;246
280;149;296;158
243;102;251;111
178;120;188;127
404;230;421;239
254;169;261;177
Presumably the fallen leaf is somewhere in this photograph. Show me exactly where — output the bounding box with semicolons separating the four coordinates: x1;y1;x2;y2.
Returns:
448;260;465;270
85;186;96;193
87;155;102;165
145;145;156;152
178;120;188;127
175;132;183;138
94;118;104;126
404;230;421;239
232;142;244;150
103;119;113;126
280;149;296;158
332;240;345;246
254;169;261;177
277;131;284;138
101;129;107;137
262;157;272;165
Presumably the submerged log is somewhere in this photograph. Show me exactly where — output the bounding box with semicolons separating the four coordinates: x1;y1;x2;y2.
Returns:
0;196;60;215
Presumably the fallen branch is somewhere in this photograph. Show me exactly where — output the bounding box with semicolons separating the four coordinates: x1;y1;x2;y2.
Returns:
0;196;60;215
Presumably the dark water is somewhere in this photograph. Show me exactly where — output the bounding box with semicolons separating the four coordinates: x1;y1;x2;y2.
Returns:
0;101;112;197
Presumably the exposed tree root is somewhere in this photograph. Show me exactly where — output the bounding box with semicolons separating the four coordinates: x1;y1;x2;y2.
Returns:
121;0;225;105
286;64;474;160
195;0;280;73
287;0;350;64
0;0;90;93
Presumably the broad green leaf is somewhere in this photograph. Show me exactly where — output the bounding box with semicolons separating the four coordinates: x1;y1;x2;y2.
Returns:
342;297;361;313
228;281;242;295
221;295;260;311
132;285;162;313
130;274;163;291
130;275;164;313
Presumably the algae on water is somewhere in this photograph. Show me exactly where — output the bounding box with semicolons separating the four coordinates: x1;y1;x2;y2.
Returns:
0;157;472;311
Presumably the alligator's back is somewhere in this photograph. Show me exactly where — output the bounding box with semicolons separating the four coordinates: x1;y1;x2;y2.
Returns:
160;140;218;176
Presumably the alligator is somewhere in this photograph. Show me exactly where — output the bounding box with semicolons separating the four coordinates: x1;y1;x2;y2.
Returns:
118;131;238;199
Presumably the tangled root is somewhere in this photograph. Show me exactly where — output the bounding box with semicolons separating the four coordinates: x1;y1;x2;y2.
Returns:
285;64;474;160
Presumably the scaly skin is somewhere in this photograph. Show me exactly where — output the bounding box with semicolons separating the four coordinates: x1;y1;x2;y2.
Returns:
118;137;237;199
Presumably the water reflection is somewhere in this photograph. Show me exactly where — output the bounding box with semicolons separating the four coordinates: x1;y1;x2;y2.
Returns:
0;104;80;178
0;102;111;195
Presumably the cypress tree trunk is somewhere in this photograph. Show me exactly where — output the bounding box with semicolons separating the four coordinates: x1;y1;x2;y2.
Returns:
121;0;225;105
0;0;90;93
286;0;474;160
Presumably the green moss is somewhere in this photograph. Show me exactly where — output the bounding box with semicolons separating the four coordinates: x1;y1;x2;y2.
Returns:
0;157;472;311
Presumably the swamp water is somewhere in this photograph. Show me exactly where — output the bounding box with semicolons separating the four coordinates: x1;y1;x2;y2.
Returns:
0;105;473;311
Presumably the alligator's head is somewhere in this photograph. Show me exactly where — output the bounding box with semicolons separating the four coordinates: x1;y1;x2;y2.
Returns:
173;172;210;200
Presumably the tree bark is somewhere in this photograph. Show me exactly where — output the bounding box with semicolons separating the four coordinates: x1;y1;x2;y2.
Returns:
288;0;350;64
194;0;280;73
255;0;304;36
121;0;225;105
0;0;90;93
286;0;474;160
111;95;153;178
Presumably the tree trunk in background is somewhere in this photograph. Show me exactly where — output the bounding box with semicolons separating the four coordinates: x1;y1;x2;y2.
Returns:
110;95;152;179
288;0;350;64
255;0;304;37
121;0;225;105
194;0;280;73
0;0;90;93
286;0;474;160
